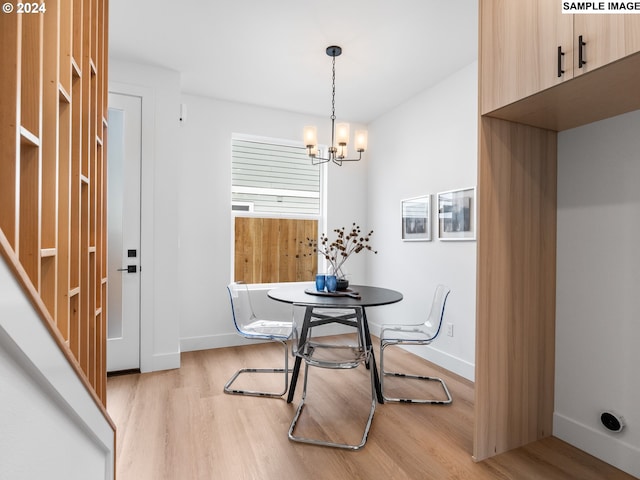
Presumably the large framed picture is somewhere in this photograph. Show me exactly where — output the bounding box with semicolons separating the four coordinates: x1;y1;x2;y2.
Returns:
401;195;431;241
437;187;476;241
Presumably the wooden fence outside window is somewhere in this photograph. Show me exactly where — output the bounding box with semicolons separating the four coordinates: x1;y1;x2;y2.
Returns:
234;217;318;284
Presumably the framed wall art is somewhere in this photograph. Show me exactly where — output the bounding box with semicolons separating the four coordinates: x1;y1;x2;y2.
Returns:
401;195;431;241
437;187;476;241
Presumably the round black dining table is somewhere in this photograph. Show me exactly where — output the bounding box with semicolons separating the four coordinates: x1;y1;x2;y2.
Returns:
268;284;403;403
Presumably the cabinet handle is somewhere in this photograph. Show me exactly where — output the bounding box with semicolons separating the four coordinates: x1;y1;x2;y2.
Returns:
557;46;565;77
578;35;587;68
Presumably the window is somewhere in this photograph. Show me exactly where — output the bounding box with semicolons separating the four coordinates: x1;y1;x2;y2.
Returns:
231;134;323;284
231;135;320;215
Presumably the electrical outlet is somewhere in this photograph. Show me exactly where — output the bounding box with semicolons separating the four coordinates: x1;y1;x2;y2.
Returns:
446;322;454;337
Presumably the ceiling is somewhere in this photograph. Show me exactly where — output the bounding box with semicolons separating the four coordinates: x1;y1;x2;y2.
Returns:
109;0;478;124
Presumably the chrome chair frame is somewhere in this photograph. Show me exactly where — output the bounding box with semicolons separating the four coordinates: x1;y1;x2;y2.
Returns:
224;282;292;398
379;284;453;405
288;303;376;450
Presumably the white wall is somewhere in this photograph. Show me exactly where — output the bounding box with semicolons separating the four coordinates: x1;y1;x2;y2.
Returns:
176;94;369;351
365;62;478;381
555;109;640;477
0;257;115;480
108;58;477;379
109;60;182;371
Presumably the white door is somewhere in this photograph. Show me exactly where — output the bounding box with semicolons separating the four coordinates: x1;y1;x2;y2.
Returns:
107;92;142;372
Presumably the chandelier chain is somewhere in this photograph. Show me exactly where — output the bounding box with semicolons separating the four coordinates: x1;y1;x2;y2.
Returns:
331;54;336;121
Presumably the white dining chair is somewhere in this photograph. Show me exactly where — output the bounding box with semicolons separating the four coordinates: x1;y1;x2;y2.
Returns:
224;282;292;397
288;303;376;450
379;284;452;404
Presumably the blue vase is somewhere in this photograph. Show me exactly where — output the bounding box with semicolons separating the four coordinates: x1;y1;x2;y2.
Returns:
326;275;337;292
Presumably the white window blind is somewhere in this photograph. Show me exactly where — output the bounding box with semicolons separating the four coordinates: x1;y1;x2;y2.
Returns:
231;137;320;215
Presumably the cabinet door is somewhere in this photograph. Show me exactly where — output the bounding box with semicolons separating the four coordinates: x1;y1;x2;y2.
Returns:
625;15;640;56
538;0;575;88
573;15;625;76
480;0;573;114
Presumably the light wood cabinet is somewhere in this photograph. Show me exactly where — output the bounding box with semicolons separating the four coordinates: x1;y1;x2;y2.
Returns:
574;15;640;76
0;0;109;407
573;16;625;76
481;0;640;114
480;0;573;113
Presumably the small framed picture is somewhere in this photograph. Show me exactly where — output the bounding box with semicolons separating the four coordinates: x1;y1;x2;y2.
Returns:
401;195;431;241
437;187;476;241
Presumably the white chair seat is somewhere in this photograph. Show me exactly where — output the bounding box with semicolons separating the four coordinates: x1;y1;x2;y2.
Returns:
380;324;434;343
242;319;292;338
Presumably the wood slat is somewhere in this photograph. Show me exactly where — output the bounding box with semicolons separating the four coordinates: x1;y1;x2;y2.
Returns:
20;13;43;137
0;13;20;250
57;92;72;339
18;142;41;287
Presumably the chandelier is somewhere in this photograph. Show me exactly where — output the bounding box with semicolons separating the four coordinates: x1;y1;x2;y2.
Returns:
303;46;368;166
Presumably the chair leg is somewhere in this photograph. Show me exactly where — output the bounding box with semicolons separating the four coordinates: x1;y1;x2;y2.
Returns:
223;340;290;398
288;361;376;450
380;342;453;405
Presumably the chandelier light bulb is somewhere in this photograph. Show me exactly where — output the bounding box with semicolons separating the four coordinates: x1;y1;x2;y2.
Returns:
336;123;350;146
355;130;368;152
304;126;318;149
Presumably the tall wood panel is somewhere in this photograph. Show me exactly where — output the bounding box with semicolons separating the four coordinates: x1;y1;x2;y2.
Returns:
0;0;111;417
474;117;557;460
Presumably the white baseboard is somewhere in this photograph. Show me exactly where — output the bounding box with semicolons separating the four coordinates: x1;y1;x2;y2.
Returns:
150;351;181;371
554;412;640;478
384;343;475;382
368;321;475;382
413;345;475;382
180;333;258;352
181;326;475;382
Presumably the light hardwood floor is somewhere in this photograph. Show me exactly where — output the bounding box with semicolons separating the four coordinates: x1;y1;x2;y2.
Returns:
107;340;635;480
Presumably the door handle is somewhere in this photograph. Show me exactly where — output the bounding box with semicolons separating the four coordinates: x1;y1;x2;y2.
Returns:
117;265;137;273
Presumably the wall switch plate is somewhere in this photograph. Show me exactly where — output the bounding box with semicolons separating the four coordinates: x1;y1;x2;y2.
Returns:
446;323;454;337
